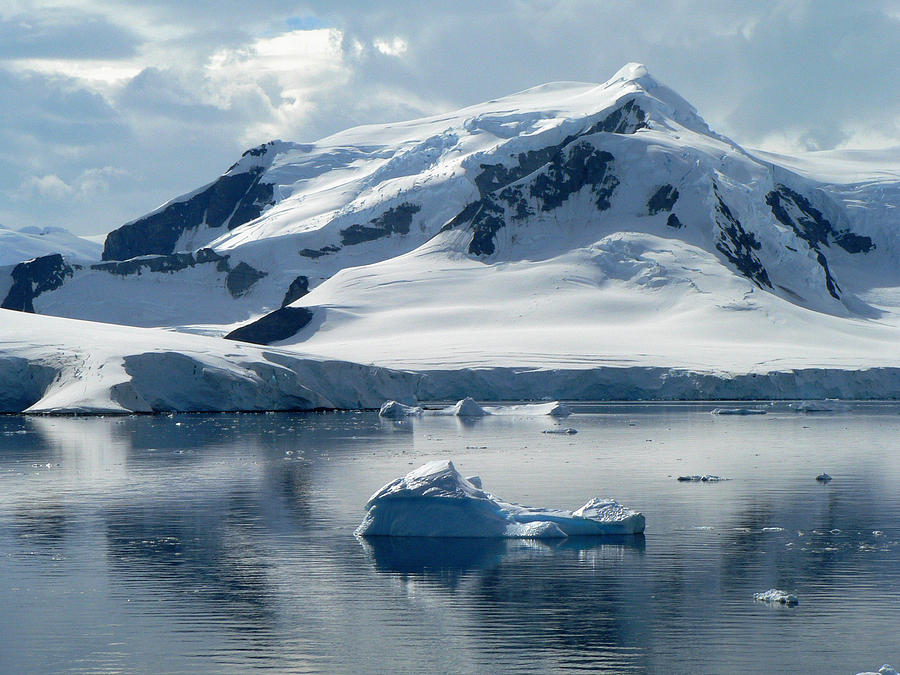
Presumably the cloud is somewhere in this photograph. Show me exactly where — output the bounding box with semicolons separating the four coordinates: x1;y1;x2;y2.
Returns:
0;9;139;59
1;1;899;234
20;174;73;200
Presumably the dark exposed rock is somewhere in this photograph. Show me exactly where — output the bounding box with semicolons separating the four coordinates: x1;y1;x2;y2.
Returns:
474;145;561;196
713;187;771;289
472;98;646;198
91;248;229;276
648;184;679;214
666;213;683;229
226;262;267;298
765;184;873;300
281;275;309;307
766;184;873;254
339;203;421;246
2;254;73;313
585;98;648;135
467;201;507;257
816;251;841;299
299;245;341;258
441;101;647;256
225;307;315;345
463;141;618;256
102;167;274;261
530;142;617;212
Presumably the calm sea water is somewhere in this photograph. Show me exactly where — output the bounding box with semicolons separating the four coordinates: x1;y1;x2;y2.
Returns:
1;403;898;674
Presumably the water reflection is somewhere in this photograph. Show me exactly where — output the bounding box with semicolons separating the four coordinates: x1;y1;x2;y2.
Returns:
360;534;645;580
1;408;899;674
359;533;650;672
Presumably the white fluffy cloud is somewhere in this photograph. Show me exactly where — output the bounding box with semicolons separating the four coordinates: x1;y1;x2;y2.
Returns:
0;1;899;235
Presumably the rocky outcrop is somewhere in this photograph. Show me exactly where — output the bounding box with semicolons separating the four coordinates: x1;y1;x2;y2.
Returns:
340;203;421;246
713;186;771;290
225;307;314;345
461;141;618;257
2;254;73;313
102;156;276;261
766;184;874;299
648;184;679;214
225;262;267;298
91;248;229;276
281;275;309;307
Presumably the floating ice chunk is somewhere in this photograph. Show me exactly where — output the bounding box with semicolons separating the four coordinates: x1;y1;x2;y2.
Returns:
711;407;767;415
753;589;799;606
543;427;578;435
434;397;489;417
789;400;834;413
816;472;833;482
355;460;646;538
762;527;784;533
548;402;572;417
379;400;423;419
482;401;572;417
856;665;899;675
677;474;725;482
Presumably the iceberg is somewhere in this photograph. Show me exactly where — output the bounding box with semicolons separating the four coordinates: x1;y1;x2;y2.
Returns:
856;666;899;675
430;398;572;418
433;397;489;417
378;400;423;419
355;460;646;538
485;401;572;417
677;474;725;482
543;427;578;435
753;589;799;606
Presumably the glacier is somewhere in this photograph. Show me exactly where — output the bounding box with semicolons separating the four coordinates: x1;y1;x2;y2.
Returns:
355;460;646;538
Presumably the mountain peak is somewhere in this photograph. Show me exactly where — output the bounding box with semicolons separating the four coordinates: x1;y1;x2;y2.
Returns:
608;62;652;85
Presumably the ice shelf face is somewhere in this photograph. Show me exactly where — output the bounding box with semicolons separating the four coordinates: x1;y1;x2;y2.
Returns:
355;460;646;538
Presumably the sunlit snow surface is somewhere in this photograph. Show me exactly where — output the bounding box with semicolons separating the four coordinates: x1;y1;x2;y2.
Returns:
355;460;645;538
0;224;101;266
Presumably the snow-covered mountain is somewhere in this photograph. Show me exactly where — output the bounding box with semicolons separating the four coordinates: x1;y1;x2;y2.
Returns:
0;224;102;266
3;63;900;411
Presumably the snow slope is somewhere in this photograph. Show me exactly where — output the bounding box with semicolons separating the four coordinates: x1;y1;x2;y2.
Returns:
0;309;418;414
0;224;102;266
25;63;899;331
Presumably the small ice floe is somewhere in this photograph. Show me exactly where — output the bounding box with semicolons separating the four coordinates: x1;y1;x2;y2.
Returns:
789;400;847;413
378;400;424;419
753;589;799;606
430;399;574;418
816;473;833;482
711;408;766;416
856;665;899;675
543;427;578;435
355;460;645;538
677;475;725;482
433;397;489;417
486;401;572;417
761;527;785;533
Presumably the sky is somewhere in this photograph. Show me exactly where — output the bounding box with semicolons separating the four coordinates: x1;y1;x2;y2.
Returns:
1;0;898;236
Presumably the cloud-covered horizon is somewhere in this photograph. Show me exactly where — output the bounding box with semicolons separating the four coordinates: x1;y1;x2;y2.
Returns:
1;0;898;235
